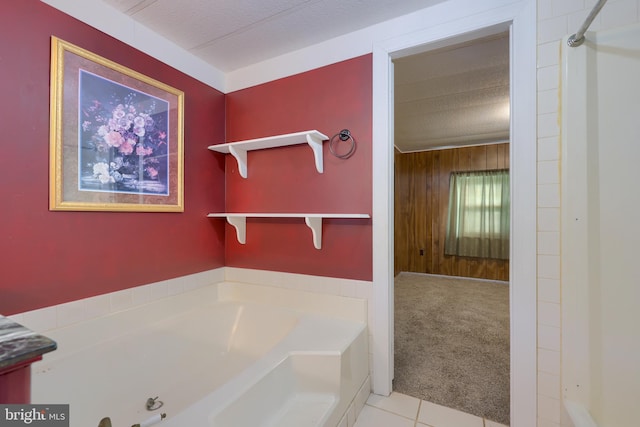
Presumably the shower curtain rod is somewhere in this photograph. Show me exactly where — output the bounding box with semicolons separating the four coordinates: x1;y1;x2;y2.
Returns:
568;0;609;47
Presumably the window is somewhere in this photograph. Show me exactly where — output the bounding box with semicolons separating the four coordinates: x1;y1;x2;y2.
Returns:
444;169;509;259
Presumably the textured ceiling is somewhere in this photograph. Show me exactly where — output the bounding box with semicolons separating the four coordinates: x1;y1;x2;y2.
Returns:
100;0;447;72
394;32;510;152
99;1;510;152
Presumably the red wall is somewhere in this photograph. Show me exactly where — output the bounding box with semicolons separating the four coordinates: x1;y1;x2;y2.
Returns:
0;1;226;315
224;56;373;280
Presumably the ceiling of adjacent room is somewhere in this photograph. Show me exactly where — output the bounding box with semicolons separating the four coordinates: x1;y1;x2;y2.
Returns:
99;1;510;152
394;32;510;152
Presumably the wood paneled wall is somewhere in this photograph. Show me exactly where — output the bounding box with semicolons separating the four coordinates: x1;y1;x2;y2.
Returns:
394;143;510;281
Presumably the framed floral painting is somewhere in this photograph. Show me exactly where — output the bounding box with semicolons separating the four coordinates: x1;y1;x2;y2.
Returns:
49;37;184;212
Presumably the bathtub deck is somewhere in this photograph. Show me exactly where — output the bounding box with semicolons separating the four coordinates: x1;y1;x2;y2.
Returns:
173;314;368;427
31;282;369;427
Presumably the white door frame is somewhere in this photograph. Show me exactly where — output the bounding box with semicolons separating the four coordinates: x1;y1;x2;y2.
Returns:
371;1;537;426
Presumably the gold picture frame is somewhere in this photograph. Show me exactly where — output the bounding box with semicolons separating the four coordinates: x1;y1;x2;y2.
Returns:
49;37;184;212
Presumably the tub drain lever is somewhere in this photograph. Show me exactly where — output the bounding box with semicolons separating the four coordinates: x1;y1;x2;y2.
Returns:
145;396;164;411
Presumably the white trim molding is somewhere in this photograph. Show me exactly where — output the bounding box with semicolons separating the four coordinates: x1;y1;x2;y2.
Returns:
371;2;537;427
40;0;226;91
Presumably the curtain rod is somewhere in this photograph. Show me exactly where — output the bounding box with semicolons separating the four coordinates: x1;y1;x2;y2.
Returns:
567;0;609;47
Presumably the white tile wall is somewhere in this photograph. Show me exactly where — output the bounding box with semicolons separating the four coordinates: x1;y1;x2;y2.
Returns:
537;66;560;91
150;280;170;300
537;255;561;280
538;394;562;424
537;161;559;185
109;289;134;313
537;136;560;162
537;2;640;426
355;377;371;416
537;231;560;255
568;10;600;35
538;278;560;304
537;41;561;68
538;324;561;351
537;89;559;114
538;16;569;43
538;301;561;328
538;0;553;21
347;402;357;426
131;283;155;306
600;0;639;28
537;208;560;231
538;348;561;376
168;278;185;296
17;305;57;333
14;269;224;333
537;184;561;208
538;371;561;398
536;112;559;138
553;0;585;17
56;299;89;328
82;293;111;318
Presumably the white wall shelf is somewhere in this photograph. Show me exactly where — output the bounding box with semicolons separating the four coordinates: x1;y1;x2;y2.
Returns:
207;213;370;250
208;130;329;178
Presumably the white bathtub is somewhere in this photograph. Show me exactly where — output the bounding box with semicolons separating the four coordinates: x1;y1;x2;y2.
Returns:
561;22;640;427
31;282;369;427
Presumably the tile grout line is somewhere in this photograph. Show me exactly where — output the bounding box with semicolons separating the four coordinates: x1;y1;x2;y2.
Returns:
362;402;417;424
367;393;508;427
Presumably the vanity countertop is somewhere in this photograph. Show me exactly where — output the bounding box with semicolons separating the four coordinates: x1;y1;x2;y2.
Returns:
0;315;56;370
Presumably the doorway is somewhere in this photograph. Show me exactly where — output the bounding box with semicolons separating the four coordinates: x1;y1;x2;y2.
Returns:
392;32;511;424
370;3;537;427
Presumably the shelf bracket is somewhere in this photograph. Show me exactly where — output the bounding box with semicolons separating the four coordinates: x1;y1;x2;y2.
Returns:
306;133;324;174
229;145;248;178
304;216;323;249
226;216;246;244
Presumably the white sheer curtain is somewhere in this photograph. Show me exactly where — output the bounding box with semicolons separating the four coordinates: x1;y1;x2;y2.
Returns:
444;169;509;260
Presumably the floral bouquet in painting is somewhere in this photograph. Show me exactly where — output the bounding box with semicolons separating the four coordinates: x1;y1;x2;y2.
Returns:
78;70;170;195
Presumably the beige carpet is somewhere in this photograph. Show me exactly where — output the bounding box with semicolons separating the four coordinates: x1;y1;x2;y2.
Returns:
393;272;510;425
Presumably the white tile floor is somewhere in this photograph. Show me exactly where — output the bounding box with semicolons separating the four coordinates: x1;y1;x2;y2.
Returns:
353;392;509;427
